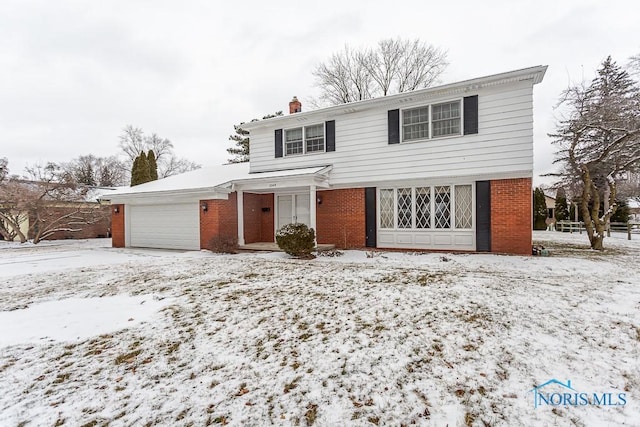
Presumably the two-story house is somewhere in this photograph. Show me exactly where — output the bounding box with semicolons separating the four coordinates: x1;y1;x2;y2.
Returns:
108;65;547;255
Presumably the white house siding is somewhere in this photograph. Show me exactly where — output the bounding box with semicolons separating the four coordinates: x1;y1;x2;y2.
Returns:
248;80;535;186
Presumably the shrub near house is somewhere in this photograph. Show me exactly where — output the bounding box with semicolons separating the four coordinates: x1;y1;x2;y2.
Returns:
276;223;315;258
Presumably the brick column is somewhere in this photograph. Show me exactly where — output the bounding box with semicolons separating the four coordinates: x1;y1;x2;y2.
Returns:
490;178;532;255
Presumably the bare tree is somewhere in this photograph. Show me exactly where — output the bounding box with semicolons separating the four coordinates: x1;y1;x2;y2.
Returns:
160;156;200;178
0;179;29;242
0;157;8;182
629;53;640;76
118;125;200;181
550;56;640;250
617;172;640;202
313;38;448;106
59;155;127;187
118;125;146;162
0;163;107;244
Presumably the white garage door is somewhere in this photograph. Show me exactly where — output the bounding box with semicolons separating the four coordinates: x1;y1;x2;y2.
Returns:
129;203;200;250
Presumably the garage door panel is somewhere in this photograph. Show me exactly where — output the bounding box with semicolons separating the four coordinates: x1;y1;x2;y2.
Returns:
129;203;200;250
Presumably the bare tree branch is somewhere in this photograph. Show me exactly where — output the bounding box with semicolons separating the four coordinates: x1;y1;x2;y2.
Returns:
313;38;448;106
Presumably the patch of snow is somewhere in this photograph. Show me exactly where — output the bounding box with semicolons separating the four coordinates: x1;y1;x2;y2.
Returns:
0;232;638;425
0;295;171;347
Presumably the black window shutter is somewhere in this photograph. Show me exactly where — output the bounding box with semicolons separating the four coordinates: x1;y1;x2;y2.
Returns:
275;129;283;158
388;109;400;144
325;120;335;152
365;187;377;248
475;180;491;252
463;95;478;135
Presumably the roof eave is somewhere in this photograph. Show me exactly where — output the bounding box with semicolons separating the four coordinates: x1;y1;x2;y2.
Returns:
242;65;548;131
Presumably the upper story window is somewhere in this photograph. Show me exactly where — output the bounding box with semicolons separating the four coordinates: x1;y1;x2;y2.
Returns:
432;101;461;137
402;107;429;141
285;128;303;155
285;124;325;156
402;100;461;142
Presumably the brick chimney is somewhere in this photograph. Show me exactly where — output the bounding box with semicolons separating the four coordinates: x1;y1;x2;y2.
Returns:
289;96;302;114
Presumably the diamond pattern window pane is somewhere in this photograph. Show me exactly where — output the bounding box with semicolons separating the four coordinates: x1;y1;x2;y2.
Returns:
415;187;431;229
379;189;394;229
455;185;473;229
397;188;413;228
434;186;451;229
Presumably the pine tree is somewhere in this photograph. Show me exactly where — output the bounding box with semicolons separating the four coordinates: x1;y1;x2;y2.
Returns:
569;202;576;221
533;187;547;230
147;150;158;181
611;199;630;223
554;187;569;221
130;151;152;186
130;155;140;186
227;111;283;163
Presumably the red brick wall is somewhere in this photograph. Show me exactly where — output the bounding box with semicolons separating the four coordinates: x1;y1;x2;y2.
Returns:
490;178;532;255
111;204;125;248
243;193;274;244
316;188;366;249
200;193;238;249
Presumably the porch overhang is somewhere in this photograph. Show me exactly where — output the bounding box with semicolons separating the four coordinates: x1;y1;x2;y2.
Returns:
224;165;332;192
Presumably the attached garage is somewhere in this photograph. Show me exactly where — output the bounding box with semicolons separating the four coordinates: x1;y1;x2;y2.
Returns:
128;203;200;250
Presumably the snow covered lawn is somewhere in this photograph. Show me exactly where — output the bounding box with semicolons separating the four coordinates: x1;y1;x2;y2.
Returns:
1;232;639;426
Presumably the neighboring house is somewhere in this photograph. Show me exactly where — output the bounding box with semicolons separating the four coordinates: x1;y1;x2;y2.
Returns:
545;194;556;228
108;65;547;255
0;184;114;242
629;199;640;222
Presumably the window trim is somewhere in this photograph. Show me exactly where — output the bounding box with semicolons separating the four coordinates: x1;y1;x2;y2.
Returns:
377;183;474;231
283;123;326;157
401;98;463;143
431;100;462;139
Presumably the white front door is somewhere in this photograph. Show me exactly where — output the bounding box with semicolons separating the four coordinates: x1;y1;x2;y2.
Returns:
277;194;310;230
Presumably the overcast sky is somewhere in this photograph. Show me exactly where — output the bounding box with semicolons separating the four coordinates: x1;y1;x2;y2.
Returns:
1;0;638;185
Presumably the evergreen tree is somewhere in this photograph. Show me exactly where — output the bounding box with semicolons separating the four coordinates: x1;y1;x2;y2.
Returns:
130;151;151;186
611;199;630;223
554;187;569;221
147;150;158;181
569;202;576;222
76;162;96;186
533;187;547;230
130;155;140;186
227;111;283;163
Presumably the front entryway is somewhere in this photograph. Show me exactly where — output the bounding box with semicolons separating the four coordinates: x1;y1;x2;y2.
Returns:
276;194;310;230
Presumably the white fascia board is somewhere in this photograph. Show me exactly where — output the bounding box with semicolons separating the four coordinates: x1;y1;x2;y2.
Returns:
242;66;548;131
110;188;231;205
231;172;331;192
325;170;534;190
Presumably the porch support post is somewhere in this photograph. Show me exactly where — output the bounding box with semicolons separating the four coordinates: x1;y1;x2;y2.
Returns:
237;189;245;245
310;184;317;245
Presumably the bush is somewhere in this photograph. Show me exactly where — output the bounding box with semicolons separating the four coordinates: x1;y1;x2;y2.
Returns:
276;223;316;258
208;235;238;254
